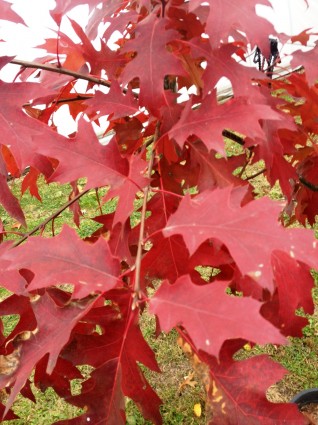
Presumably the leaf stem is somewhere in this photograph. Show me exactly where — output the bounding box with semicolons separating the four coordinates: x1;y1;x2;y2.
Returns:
133;121;160;302
13;187;90;247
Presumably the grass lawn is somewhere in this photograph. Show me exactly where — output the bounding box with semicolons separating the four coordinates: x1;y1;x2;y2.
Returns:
0;168;317;424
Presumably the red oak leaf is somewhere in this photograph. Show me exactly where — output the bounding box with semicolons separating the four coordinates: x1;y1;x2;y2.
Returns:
5;226;120;298
262;252;314;337
140;234;189;287
67;18;126;79
51;0;104;24
120;14;187;114
180;39;260;98
32;119;140;193
55;359;126;425
204;353;308;424
85;83;139;120
0;1;25;25
187;140;245;191
292;43;318;86
163;187;317;290
0;173;25;226
62;291;162;424
192;0;275;57
33;355;83;400
0;292;98;417
168;93;283;153
150;276;285;357
105;154;148;225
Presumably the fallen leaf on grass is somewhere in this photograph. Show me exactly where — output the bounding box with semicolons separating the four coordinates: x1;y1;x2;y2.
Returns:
178;371;197;394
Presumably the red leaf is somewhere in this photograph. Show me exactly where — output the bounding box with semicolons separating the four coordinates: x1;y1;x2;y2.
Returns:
0;81;55;171
54;359;126;425
120;14;187;114
32;120;141;196
168;94;283;153
196;0;275;56
205;354;308;424
150;277;285;357
50;0;104;24
62;292;162;424
85;83;139;120
181;38;260;98
262;252;314;337
292;43;318;86
0;292;98;416
0;1;25;25
5;226;120;298
163;187;316;290
0;174;25;227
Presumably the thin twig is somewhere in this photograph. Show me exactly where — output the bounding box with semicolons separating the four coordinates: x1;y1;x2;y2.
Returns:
244;167;267;180
23;94;93;108
133;121;160;302
13;187;90;247
10;59;111;88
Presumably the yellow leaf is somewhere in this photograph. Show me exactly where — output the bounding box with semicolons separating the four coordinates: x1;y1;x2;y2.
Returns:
193;403;202;417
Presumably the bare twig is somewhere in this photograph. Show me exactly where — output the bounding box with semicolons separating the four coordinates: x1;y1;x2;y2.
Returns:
13;187;90;247
245;167;267;180
133;121;160;302
10;59;111;88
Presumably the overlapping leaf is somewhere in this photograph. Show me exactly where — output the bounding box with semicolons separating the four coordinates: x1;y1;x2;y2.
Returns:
150;276;285;356
163;187;317;290
204;354;308;424
0;292;98;416
120;14;188;114
168;93;283;153
5;226;120;298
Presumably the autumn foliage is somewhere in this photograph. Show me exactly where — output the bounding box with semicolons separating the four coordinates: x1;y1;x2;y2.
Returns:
0;0;318;423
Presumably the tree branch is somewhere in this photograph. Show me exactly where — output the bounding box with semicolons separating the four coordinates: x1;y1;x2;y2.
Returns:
11;59;111;88
133;121;160;303
13;187;90;247
245;167;267;180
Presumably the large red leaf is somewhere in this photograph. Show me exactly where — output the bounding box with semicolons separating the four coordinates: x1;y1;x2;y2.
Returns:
180;38;260;98
262;252;315;337
62;291;162;424
0;1;25;25
0;173;25;226
292;43;318;86
191;0;275;56
32;119;143;194
150;276;285;357
0;292;98;416
204;354;308;424
0;82;55;171
50;0;105;24
168;94;283;153
54;359;125;425
5;226;121;298
120;14;187;114
163;187;317;290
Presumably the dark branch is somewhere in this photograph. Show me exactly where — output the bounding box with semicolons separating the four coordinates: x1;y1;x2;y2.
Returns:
13;187;90;247
11;59;111;88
